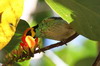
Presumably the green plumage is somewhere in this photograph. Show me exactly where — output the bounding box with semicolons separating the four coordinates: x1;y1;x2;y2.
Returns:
36;17;76;41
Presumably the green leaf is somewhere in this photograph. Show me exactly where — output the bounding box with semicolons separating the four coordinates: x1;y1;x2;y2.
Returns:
45;0;100;41
14;60;30;66
45;0;73;23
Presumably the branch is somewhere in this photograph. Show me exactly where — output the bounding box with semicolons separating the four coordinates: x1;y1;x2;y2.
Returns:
93;42;100;66
93;52;100;66
34;33;79;54
3;33;78;66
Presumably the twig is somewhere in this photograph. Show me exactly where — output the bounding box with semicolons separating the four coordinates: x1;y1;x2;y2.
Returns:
93;52;100;66
34;33;79;54
3;33;78;66
93;42;100;66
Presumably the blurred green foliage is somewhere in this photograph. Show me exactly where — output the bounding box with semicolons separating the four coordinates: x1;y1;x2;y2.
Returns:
55;39;98;66
42;56;55;66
